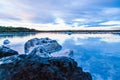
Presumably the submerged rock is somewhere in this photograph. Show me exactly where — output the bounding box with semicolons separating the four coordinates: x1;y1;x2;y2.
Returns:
3;39;10;45
0;46;18;58
0;54;92;80
24;38;62;57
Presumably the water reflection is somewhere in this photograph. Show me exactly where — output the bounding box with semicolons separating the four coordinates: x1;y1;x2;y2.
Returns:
62;37;120;80
0;32;37;38
0;32;120;80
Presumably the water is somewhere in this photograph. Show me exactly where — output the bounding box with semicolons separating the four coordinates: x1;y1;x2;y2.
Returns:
0;32;120;80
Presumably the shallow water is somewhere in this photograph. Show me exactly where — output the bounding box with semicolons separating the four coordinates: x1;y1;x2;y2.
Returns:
0;32;120;80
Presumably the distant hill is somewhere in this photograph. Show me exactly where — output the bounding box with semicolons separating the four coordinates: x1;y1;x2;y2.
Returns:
0;26;39;32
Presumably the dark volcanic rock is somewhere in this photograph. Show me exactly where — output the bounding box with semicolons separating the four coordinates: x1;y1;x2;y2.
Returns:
0;46;18;58
0;55;92;80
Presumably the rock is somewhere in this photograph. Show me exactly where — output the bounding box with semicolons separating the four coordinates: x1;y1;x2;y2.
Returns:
24;38;40;53
24;38;62;57
52;49;74;57
0;54;92;80
30;46;51;57
3;39;10;45
0;46;18;58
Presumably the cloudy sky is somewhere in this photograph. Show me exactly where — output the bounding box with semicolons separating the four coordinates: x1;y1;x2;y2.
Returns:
0;0;120;30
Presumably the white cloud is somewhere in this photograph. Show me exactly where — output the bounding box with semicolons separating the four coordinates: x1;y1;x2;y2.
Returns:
0;0;34;22
100;20;120;25
55;18;65;24
72;18;86;22
0;0;120;29
102;8;120;15
0;18;73;30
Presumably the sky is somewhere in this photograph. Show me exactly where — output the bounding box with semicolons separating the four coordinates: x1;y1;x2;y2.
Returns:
0;0;120;30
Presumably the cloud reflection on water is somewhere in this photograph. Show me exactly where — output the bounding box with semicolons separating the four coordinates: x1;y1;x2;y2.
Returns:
0;33;120;80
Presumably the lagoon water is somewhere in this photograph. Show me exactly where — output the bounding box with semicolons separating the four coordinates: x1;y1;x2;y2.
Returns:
0;32;120;80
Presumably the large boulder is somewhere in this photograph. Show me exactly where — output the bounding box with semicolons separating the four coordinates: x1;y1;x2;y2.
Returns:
0;46;18;58
0;55;92;80
24;38;62;57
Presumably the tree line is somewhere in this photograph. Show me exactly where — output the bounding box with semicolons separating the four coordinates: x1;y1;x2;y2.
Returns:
0;26;39;32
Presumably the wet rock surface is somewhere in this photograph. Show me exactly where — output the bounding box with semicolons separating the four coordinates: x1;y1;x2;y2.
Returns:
0;46;18;58
3;39;10;45
52;49;74;57
24;38;62;55
0;54;92;80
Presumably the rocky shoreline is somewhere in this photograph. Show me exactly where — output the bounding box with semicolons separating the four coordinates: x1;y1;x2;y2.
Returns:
0;38;92;80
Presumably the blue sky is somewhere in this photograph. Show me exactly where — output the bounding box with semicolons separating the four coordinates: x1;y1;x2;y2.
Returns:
0;0;120;30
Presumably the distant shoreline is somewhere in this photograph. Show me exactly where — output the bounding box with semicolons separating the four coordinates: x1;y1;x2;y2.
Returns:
38;29;120;32
0;26;39;32
0;26;120;34
1;31;120;35
37;30;120;34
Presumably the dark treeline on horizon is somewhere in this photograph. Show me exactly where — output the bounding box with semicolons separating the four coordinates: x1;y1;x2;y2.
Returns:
38;29;120;34
0;26;120;33
0;26;39;32
39;29;120;32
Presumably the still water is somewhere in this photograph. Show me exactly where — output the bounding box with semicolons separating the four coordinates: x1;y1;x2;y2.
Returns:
0;32;120;80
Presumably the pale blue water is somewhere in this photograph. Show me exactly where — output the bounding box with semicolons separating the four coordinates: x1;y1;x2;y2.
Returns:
0;32;120;80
